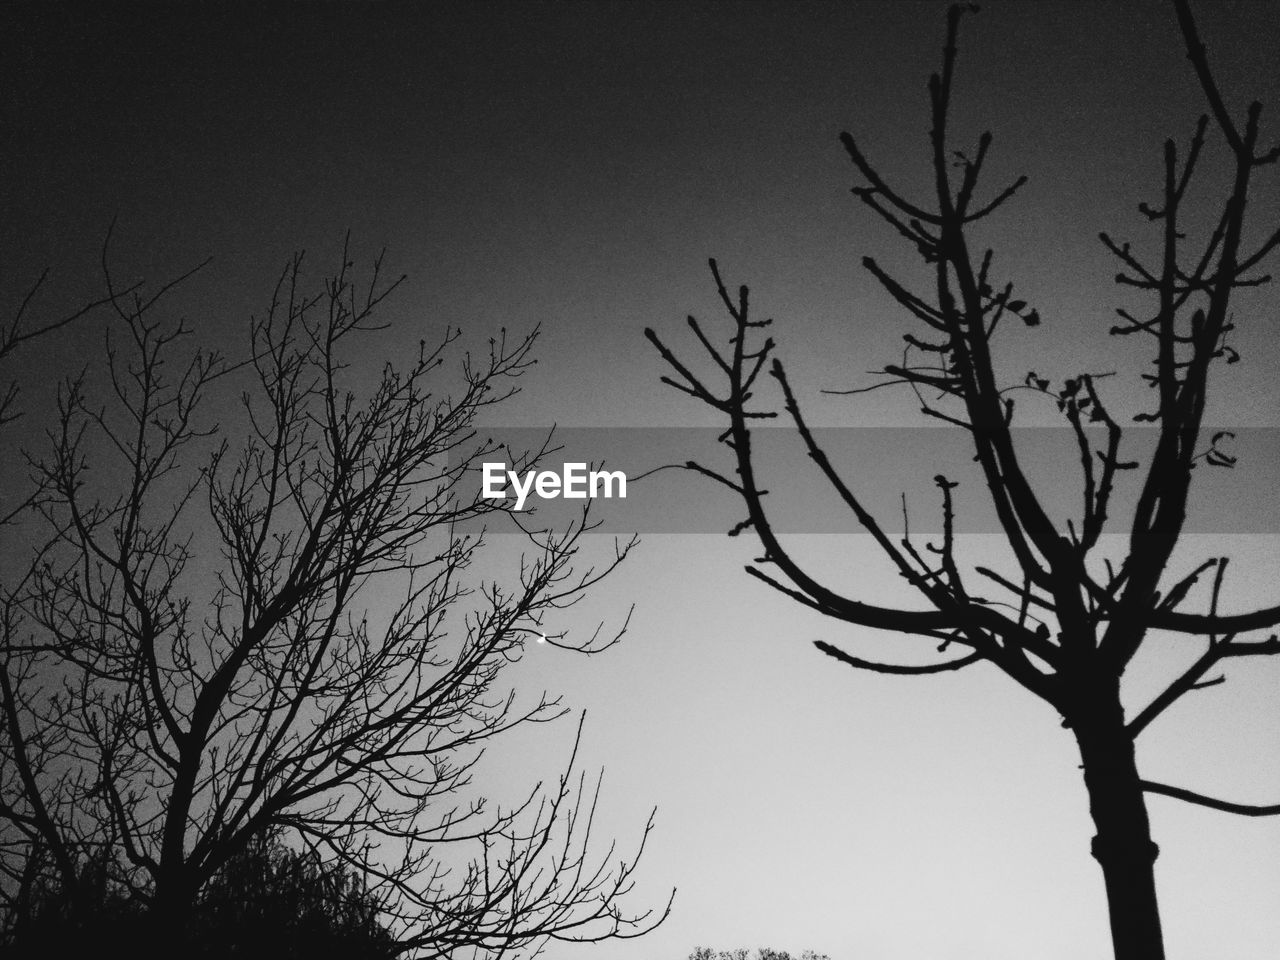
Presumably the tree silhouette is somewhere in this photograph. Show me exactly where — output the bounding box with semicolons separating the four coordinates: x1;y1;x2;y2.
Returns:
3;827;394;958
648;2;1279;957
0;237;668;957
689;947;830;960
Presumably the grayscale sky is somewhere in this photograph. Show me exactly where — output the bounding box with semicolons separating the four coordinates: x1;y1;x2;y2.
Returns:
4;2;1279;958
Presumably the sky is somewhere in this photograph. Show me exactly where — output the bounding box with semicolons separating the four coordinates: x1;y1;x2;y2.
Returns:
3;2;1280;958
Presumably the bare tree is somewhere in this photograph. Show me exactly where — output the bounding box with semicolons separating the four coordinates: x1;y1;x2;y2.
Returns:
0;238;668;957
648;2;1279;957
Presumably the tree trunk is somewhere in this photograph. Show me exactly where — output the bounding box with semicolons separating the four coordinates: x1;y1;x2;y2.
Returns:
1073;691;1165;960
147;875;197;957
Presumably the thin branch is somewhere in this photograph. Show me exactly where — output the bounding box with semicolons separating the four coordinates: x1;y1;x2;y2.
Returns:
813;639;982;675
1142;780;1280;817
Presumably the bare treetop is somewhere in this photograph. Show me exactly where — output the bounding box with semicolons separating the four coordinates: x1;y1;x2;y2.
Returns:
1;237;669;957
649;2;1279;957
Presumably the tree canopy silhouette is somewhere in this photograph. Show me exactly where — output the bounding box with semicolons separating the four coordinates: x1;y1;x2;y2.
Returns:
688;947;830;960
0;236;668;957
648;2;1280;957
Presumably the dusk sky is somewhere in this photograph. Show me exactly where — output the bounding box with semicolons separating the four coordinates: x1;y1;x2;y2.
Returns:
4;2;1279;958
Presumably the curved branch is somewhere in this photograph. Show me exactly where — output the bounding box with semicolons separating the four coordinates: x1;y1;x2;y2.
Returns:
1142;779;1280;817
814;639;982;675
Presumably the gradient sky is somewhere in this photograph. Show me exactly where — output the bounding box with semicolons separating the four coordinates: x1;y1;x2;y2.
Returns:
4;2;1279;958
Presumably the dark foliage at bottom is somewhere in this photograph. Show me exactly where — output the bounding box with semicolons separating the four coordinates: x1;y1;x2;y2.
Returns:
2;832;394;958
